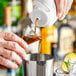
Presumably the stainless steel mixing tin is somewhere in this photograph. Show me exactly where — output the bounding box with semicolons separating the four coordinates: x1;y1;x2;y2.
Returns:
22;54;54;76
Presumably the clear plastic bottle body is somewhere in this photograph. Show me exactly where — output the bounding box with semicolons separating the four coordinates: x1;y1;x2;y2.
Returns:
30;0;57;27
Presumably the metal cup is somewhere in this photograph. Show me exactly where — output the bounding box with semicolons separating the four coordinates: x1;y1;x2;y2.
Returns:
22;54;54;76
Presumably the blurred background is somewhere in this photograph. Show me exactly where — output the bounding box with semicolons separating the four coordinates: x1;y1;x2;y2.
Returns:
0;0;76;76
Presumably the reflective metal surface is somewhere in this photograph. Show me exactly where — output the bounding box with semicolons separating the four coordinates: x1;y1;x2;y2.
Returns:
23;54;54;76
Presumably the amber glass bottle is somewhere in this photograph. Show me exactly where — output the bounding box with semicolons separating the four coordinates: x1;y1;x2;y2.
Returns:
40;25;57;54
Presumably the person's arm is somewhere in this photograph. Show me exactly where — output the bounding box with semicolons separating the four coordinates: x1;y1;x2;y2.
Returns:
55;0;73;20
0;32;28;69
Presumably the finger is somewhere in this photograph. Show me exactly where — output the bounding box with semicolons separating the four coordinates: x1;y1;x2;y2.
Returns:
1;32;28;49
66;0;73;13
0;56;18;69
0;41;26;58
59;0;67;20
55;0;61;15
55;0;64;17
0;47;22;65
60;0;73;20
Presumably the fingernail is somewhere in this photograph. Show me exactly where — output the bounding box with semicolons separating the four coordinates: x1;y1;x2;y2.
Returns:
58;13;62;18
22;52;26;58
60;15;66;20
25;43;28;49
15;65;18;69
23;40;28;49
13;65;18;69
19;59;22;64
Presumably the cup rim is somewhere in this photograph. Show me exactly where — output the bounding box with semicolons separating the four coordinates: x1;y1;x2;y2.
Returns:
24;53;53;61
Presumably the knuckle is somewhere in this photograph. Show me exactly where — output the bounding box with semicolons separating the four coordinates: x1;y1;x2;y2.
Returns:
21;39;27;46
0;56;6;64
20;39;28;48
4;60;9;66
11;51;16;56
0;56;9;67
10;51;15;59
0;32;3;37
20;39;24;44
12;42;18;49
6;41;11;46
2;49;9;58
0;40;4;47
11;33;16;39
11;33;15;37
4;32;16;40
4;33;12;40
4;32;10;38
6;41;18;49
0;48;5;55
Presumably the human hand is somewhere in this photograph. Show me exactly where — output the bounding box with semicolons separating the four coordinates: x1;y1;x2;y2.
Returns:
55;0;73;20
0;32;28;69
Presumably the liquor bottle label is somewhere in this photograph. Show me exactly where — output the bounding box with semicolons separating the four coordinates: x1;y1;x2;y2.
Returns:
60;27;75;53
4;7;12;25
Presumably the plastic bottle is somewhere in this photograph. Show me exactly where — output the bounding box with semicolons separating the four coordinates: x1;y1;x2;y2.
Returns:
30;0;57;27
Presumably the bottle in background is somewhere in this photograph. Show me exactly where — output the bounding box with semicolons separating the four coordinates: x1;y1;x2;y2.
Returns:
7;68;16;76
3;6;12;32
15;65;23;76
3;0;12;7
40;25;58;54
51;43;58;62
58;19;75;58
10;0;21;34
19;65;23;76
17;0;33;36
18;0;40;53
3;0;21;34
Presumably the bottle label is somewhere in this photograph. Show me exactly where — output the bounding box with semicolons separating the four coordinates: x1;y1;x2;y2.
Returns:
60;27;75;53
4;7;12;25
